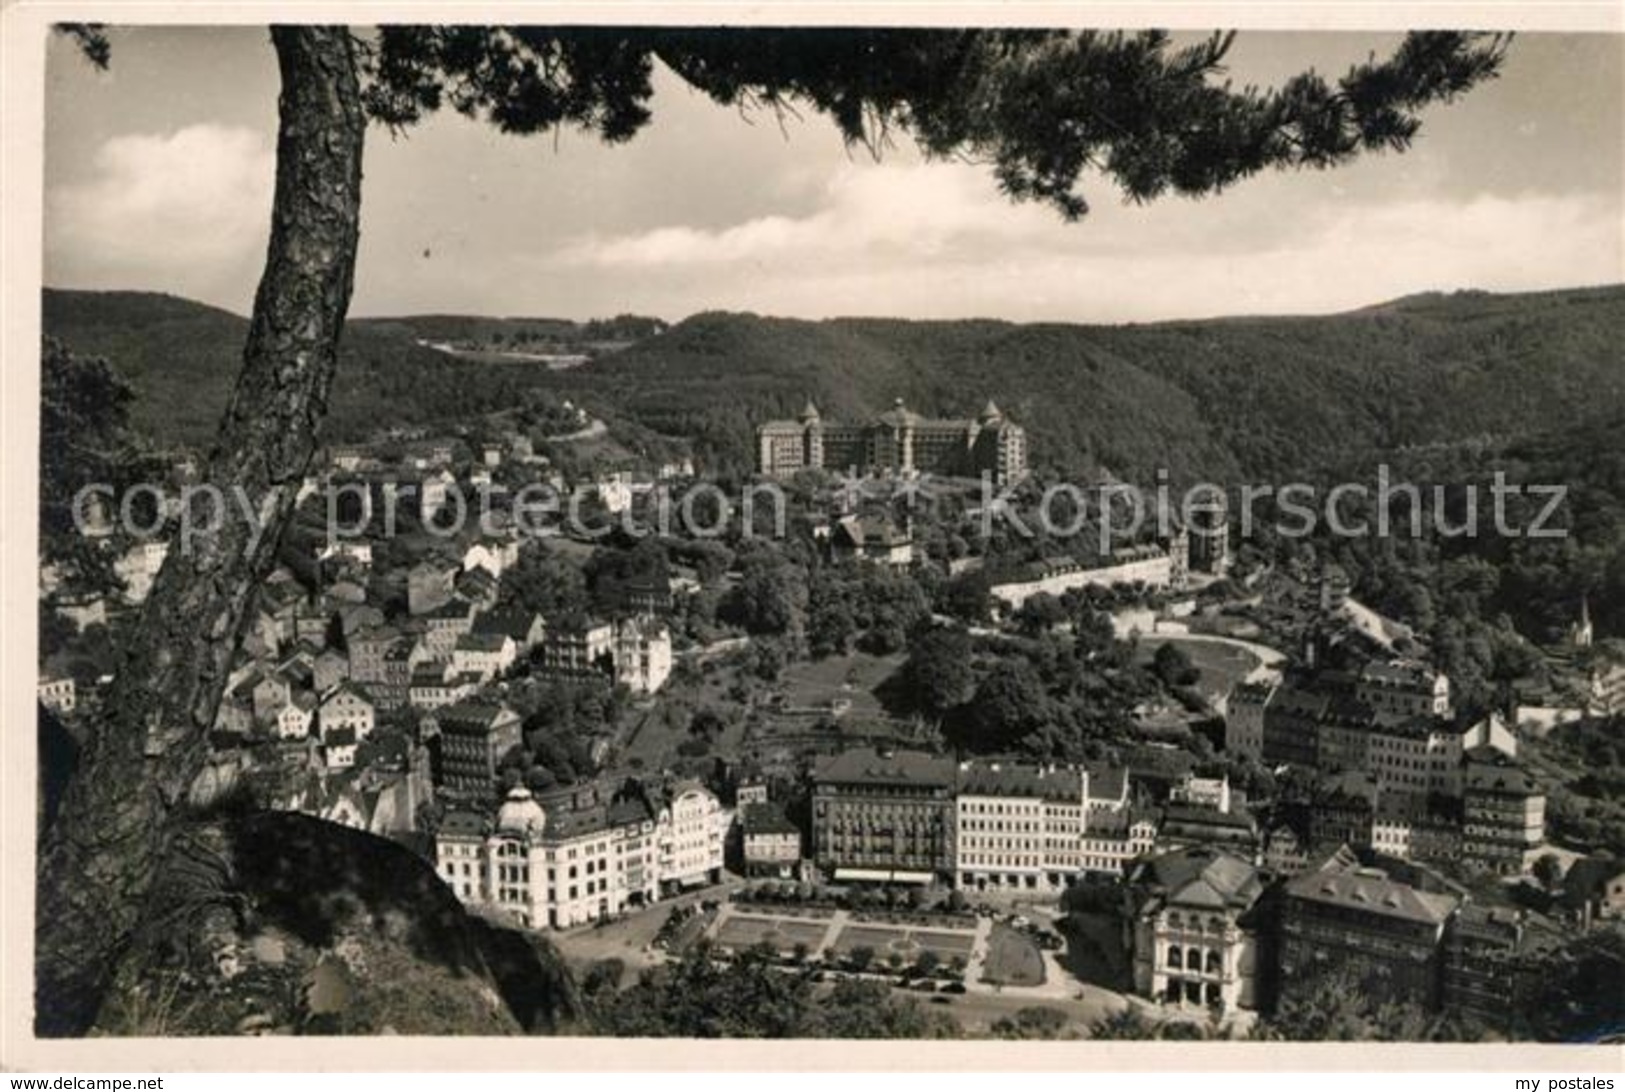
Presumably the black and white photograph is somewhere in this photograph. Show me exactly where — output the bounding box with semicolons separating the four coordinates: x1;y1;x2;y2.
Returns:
7;2;1625;1071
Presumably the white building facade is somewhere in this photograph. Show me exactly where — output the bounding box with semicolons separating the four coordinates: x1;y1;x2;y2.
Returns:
954;762;1152;891
435;784;661;930
656;781;727;891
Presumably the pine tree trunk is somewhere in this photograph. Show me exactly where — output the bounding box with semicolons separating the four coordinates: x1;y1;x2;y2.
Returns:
34;26;365;1037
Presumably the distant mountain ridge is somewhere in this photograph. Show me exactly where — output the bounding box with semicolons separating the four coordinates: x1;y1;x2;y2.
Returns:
556;284;1625;481
41;284;1625;482
41;290;659;449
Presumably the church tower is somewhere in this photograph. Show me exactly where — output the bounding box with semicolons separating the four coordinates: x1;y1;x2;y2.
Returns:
1570;594;1594;649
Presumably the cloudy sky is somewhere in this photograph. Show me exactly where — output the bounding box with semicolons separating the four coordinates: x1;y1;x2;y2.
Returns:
44;27;1624;323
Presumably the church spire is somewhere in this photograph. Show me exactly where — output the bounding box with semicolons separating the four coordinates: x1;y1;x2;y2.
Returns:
1572;593;1594;649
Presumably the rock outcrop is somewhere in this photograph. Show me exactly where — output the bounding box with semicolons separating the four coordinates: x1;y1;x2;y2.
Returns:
85;809;582;1036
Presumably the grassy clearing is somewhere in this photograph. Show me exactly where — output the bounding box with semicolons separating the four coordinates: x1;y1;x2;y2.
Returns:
1136;635;1262;702
775;651;906;717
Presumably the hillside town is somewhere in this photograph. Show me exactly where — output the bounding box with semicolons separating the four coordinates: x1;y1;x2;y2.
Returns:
36;392;1625;1040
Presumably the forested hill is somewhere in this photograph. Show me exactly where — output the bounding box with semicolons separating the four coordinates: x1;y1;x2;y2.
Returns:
40;290;653;449
41;284;1625;483
563;284;1625;482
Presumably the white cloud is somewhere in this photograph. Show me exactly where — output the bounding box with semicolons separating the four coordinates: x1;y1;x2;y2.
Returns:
544;160;1621;322
553;162;1062;271
46;124;274;306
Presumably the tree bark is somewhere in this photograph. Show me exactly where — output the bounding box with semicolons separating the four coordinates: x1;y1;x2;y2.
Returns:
34;26;365;1037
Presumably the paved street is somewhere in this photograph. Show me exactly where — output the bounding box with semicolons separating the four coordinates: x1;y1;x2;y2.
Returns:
917;980;1141;1035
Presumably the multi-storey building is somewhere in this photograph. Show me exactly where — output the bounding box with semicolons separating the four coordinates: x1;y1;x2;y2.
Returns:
1157;814;1259;862
1355;659;1452;726
37;676;76;715
408;662;478;711
347;625;400;689
435;781;660;929
652;779;727;892
740;803;803;879
1258;685;1326;769
954;761;1089;892
1315;711;1373;776
1224;682;1273;760
622;572;675;618
433;701;523;796
473;606;548;656
1440;904;1564;1033
1155;790;1259;861
1184;493;1231;578
1125;846;1265;1014
1307;774;1378;852
1368;793;1463;864
1364;719;1447;796
536;615;672;695
1319;708;1462;793
376;638;430;710
538;617;616;677
1277;847;1460;1012
756;399;1028;485
1261;821;1311;877
422;600;479;662
810;748;957;883
1078;765;1158;876
1239;664;1479;796
317;682;376;743
1462;759;1545;875
451;632;517;682
272;693;317;741
1080;807;1159;876
613;617;673;695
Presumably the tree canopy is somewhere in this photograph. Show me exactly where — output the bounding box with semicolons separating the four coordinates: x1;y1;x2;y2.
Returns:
352;28;1508;219
588;942;957;1038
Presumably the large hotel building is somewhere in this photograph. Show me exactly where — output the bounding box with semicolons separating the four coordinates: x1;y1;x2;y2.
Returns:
756;398;1029;485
